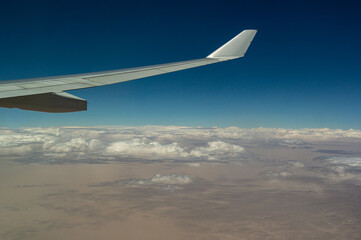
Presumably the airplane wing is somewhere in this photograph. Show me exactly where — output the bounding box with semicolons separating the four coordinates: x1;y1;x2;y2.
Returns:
0;30;257;113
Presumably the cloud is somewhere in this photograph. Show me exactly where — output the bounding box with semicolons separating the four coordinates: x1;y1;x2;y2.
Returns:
292;162;305;168
283;139;304;145
190;141;244;160
149;174;192;185
1;126;361;164
187;163;201;167
104;139;243;161
105;139;188;159
260;170;293;178
91;174;192;188
320;157;361;184
326;157;361;168
212;127;361;140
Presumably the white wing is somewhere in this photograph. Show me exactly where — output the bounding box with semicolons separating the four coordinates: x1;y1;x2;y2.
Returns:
0;30;257;112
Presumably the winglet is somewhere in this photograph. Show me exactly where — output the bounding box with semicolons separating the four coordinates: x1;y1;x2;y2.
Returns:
207;30;257;60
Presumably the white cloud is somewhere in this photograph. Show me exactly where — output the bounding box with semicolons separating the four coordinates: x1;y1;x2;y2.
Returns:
190;141;244;160
279;171;292;177
105;139;243;161
323;157;361;184
326;157;361;168
91;174;192;189
1;126;361;163
150;174;191;185
128;174;191;186
332;166;347;176
212;127;361;140
105;139;188;159
261;170;293;178
284;139;304;144
187;163;201;167
292;162;305;168
0;145;34;156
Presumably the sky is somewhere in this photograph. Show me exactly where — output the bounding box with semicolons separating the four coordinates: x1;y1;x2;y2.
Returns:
0;0;361;129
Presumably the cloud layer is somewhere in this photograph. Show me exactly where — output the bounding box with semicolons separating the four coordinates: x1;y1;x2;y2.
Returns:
1;126;361;164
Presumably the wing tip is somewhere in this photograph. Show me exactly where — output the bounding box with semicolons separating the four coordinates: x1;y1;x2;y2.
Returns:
207;29;258;60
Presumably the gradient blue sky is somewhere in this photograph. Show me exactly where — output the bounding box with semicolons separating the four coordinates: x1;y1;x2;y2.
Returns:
0;0;360;129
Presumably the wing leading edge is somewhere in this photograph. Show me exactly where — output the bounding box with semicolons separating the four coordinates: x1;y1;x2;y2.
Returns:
0;30;257;113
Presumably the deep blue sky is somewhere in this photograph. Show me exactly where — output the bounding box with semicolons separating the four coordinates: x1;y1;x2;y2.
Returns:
0;0;361;129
